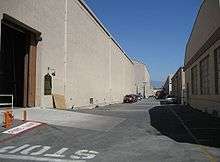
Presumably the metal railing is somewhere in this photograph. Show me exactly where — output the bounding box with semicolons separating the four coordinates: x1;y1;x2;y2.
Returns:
0;94;13;110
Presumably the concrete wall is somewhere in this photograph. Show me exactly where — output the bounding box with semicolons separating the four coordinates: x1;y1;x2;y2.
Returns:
185;0;220;63
163;75;173;95
133;60;152;97
185;40;220;113
171;67;185;104
184;0;220;115
0;0;136;108
66;0;111;108
110;42;135;103
0;0;66;108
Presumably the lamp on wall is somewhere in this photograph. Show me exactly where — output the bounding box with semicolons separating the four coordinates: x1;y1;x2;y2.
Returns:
48;67;56;76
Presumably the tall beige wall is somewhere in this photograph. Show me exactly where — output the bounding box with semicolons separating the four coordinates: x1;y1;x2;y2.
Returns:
65;0;135;108
133;60;152;97
0;0;66;108
185;40;220;112
0;0;135;108
163;75;173;95
184;0;220;115
66;0;110;107
171;68;185;104
185;0;220;63
110;41;135;103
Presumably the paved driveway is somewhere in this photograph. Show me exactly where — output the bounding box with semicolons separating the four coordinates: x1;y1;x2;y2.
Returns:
0;98;219;162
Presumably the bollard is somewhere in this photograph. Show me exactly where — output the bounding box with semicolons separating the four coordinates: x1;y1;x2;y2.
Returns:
2;110;14;128
22;110;27;121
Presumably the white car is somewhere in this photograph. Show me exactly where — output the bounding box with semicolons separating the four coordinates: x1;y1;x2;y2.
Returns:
165;95;177;104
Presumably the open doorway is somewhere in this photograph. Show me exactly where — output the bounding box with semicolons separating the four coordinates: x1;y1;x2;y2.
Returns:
0;23;26;107
0;14;41;107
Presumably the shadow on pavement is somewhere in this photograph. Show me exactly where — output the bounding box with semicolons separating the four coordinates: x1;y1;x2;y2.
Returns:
149;105;220;148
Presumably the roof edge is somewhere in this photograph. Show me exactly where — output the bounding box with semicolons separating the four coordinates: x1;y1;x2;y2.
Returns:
77;0;133;64
184;0;206;64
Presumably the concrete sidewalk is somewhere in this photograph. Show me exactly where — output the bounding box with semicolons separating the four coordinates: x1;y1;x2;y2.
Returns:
0;108;125;131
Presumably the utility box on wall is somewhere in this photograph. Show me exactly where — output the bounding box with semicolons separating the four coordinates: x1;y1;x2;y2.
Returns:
44;73;52;95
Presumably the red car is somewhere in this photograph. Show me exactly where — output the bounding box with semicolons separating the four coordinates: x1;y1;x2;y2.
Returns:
123;94;137;103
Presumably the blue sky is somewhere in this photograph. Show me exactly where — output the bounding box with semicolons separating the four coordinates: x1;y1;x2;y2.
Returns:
85;0;202;82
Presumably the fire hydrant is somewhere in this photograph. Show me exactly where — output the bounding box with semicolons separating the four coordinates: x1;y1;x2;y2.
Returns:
2;110;14;128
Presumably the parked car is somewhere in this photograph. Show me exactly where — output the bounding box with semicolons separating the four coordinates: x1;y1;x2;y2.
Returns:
131;94;138;102
165;95;177;104
156;90;166;99
123;94;137;103
148;95;155;99
136;94;143;100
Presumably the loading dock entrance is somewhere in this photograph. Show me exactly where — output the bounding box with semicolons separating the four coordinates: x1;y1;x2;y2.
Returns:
0;14;41;107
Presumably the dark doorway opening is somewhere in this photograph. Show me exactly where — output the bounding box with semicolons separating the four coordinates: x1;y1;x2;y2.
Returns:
0;23;27;107
0;14;41;107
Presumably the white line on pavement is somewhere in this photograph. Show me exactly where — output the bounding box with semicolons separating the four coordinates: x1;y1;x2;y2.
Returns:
2;122;42;135
0;154;85;162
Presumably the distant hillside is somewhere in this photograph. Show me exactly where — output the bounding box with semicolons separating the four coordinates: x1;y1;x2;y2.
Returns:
151;81;163;89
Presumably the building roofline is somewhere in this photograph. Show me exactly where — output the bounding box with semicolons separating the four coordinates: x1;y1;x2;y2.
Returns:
77;0;133;64
133;59;151;73
171;67;183;81
185;0;207;64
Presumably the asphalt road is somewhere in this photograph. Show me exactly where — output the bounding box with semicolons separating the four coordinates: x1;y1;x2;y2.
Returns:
0;98;219;162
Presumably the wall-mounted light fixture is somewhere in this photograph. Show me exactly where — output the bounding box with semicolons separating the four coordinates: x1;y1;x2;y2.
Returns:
48;67;56;76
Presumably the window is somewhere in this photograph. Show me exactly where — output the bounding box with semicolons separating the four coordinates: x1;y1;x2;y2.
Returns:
191;65;198;95
200;56;210;95
215;47;220;94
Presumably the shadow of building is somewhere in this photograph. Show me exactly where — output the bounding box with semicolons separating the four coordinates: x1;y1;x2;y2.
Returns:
149;105;220;148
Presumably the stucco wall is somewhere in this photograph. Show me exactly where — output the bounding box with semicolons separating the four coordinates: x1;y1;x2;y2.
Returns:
65;0;135;108
133;60;152;97
0;0;136;108
184;0;220;115
110;41;135;103
163;75;173;95
0;0;66;107
171;68;185;104
185;40;220;113
66;0;110;108
185;0;220;63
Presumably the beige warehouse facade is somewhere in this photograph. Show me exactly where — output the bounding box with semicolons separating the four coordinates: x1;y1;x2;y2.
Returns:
0;0;137;109
133;60;153;98
162;75;173;95
171;67;185;104
184;0;220;115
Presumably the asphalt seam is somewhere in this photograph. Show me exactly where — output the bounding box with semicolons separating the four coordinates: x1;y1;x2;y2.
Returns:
168;107;217;162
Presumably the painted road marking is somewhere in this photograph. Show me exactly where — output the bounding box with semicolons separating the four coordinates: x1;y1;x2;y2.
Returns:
2;122;42;135
0;144;99;161
44;148;69;158
0;154;85;162
71;150;99;160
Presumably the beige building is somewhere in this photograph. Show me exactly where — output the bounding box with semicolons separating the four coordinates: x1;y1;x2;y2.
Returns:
184;0;220;115
133;60;153;98
0;0;141;109
171;67;185;104
162;75;173;95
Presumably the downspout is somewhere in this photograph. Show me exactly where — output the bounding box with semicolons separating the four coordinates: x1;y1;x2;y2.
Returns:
109;37;112;103
64;0;68;97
